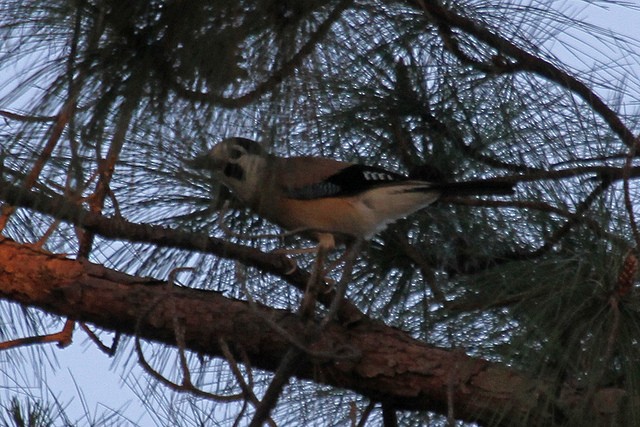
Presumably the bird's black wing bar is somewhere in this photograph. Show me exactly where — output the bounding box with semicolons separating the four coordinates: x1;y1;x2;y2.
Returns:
285;164;409;200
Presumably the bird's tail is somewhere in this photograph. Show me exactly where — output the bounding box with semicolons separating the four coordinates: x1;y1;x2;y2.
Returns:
425;179;515;197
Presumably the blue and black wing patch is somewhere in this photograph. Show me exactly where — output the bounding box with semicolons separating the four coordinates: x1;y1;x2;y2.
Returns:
285;164;408;200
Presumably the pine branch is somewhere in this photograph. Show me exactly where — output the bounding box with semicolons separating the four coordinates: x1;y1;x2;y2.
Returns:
165;0;353;107
408;0;638;148
0;238;633;426
0;177;364;323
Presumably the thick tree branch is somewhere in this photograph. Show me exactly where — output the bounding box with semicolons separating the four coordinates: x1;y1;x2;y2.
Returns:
0;238;632;426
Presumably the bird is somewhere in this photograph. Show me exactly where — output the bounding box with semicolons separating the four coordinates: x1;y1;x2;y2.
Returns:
188;137;514;250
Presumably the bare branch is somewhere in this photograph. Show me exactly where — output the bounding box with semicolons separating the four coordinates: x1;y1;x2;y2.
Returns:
355;401;376;427
0;319;74;351
0;110;58;123
219;339;277;427
80;323;120;356
135;335;244;402
0;96;76;231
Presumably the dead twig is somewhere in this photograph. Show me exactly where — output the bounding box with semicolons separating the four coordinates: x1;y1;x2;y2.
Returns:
80;323;120;356
0;319;75;351
134;335;243;401
219;339;277;427
134;267;243;402
355;401;376;427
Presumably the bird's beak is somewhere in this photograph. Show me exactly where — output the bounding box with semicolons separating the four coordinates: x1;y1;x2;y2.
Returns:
186;153;225;172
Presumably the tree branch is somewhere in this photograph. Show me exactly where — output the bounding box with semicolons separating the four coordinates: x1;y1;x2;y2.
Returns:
0;238;632;426
0;110;58;123
408;0;638;148
167;0;353;107
0;177;364;323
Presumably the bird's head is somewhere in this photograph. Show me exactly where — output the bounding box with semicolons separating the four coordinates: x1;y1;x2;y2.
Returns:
188;137;269;204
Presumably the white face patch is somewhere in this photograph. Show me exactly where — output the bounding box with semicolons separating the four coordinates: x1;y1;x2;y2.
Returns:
222;154;268;205
205;140;270;206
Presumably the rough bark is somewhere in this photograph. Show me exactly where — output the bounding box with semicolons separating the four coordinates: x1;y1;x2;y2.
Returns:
0;238;629;426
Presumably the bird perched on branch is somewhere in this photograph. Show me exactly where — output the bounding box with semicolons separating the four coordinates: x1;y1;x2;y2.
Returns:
188;137;514;250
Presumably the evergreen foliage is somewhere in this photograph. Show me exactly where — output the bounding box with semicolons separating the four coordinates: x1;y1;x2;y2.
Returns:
1;0;639;425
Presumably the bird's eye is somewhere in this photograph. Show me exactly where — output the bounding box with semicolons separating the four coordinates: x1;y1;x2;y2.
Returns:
228;148;244;159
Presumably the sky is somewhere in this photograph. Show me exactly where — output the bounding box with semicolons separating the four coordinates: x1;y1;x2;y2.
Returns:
3;1;640;426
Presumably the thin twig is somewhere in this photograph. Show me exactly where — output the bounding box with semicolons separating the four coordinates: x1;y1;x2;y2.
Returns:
0;1;100;233
219;340;256;398
248;347;303;427
80;323;120;356
233;399;250;427
355;401;376;427
444;286;550;312
134;335;243;401
412;0;637;148
528;179;612;258
448;197;626;246
133;275;243;402
322;240;361;326
219;339;277;427
0;96;77;232
78;79;141;257
169;0;354;107
0;110;58;123
623;137;640;248
0;319;75;351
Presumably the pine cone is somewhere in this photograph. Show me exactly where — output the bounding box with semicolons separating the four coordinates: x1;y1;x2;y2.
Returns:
616;251;637;297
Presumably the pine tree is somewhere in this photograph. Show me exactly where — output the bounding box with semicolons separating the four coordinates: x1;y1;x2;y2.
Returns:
1;1;639;425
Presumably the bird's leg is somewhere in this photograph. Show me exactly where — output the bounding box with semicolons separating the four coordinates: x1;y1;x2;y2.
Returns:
270;237;332;275
270;232;339;276
298;235;334;319
322;239;362;326
319;237;362;290
270;246;319;275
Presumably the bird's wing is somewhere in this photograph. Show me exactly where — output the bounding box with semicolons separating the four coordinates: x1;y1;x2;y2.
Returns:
274;156;409;200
